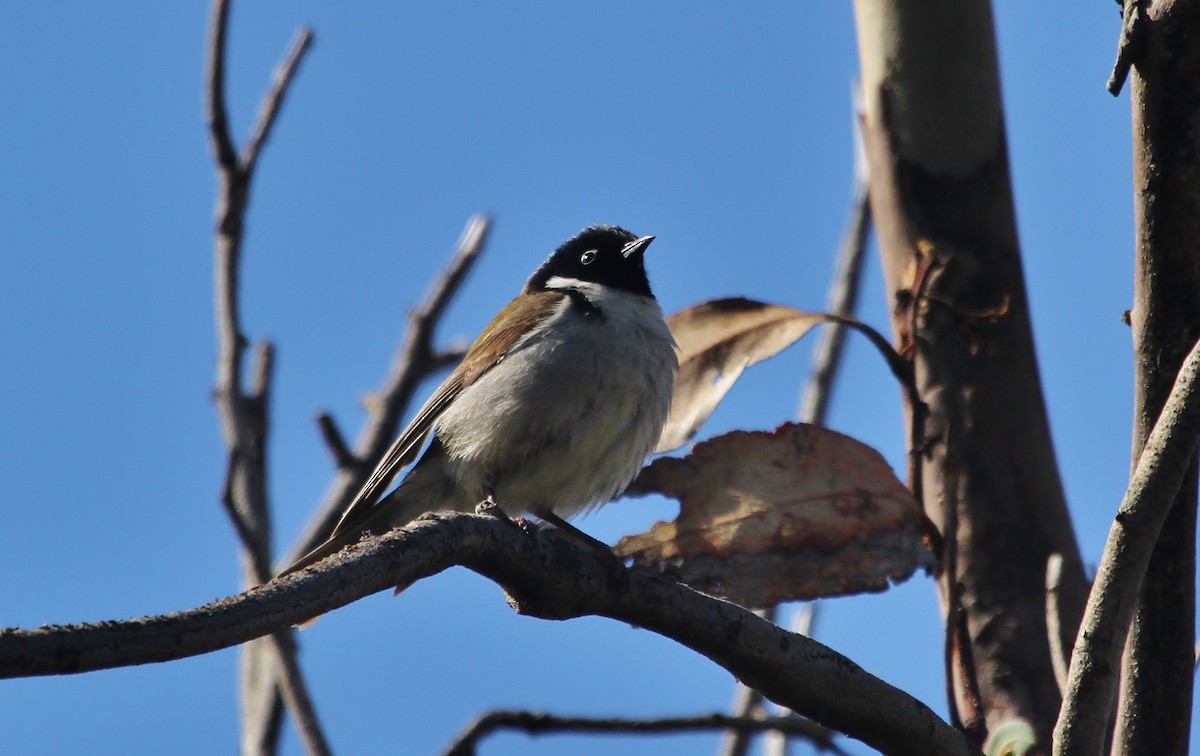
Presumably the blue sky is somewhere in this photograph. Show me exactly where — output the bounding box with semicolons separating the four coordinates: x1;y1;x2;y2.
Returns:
0;2;1181;755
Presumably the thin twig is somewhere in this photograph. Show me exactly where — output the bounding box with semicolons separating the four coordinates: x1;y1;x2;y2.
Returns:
1054;336;1200;755
315;412;357;470
762;603;821;756
720;674;767;756
242;29;315;175
798;130;873;422
204;2;325;753
430;344;470;373
443;711;850;756
724;128;873;756
1045;554;1070;696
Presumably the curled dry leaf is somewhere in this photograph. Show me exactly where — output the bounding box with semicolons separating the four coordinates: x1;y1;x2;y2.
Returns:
620;422;939;609
655;298;827;453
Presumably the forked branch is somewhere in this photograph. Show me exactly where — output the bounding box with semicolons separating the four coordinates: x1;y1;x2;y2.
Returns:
204;0;323;753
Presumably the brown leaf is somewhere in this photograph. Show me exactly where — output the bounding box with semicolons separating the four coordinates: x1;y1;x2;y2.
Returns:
656;298;826;453
620;422;939;608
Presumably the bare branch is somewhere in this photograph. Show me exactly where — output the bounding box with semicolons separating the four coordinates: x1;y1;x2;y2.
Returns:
281;214;492;568
720;670;767;756
204;0;238;171
725;137;872;756
762;603;822;756
430;343;470;373
798;96;873;425
251;341;275;400
0;513;975;756
443;711;850;756
1054;336;1200;755
246;218;487;751
242;28;315;176
414;216;492;334
1045;554;1070;696
204;2;323;753
219;449;272;581
796;191;872;425
315;412;357;470
267;634;330;756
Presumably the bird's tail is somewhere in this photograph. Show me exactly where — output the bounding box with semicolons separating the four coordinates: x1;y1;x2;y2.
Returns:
277;466;452;579
276;514;382;578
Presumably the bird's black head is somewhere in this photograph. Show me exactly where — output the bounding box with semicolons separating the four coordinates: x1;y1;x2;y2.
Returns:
525;225;656;298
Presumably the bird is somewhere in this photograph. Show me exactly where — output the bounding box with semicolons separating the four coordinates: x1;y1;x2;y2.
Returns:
281;225;678;576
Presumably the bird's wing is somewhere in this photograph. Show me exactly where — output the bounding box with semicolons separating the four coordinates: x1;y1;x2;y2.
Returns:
327;290;567;537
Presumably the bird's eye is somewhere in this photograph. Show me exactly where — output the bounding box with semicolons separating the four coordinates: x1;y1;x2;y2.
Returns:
580;249;597;265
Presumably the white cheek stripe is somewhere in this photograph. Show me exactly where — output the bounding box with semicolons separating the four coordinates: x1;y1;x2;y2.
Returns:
544;275;589;291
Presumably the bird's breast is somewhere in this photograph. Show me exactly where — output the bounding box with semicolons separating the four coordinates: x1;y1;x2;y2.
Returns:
434;288;677;513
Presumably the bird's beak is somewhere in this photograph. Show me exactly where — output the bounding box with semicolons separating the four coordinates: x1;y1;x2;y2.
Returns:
622;235;655;259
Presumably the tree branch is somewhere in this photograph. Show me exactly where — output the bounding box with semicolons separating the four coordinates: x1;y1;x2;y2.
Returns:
0;513;977;756
281;214;491;569
203;1;323;752
204;0;238;173
798;108;873;425
1045;554;1070;696
443;711;849;756
315;412;357;470
242;28;315;176
1106;0;1144;97
1053;336;1200;755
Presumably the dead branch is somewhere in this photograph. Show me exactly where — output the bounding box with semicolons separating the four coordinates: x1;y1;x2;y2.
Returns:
0;513;977;756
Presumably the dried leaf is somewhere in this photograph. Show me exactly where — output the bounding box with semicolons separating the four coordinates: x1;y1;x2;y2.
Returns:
656;298;826;453
620;422;939;608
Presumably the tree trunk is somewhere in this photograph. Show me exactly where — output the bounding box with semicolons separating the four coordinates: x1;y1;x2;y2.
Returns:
851;1;1089;749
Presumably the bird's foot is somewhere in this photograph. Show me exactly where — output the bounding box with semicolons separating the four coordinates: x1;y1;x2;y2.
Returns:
475;495;509;519
475;496;525;533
